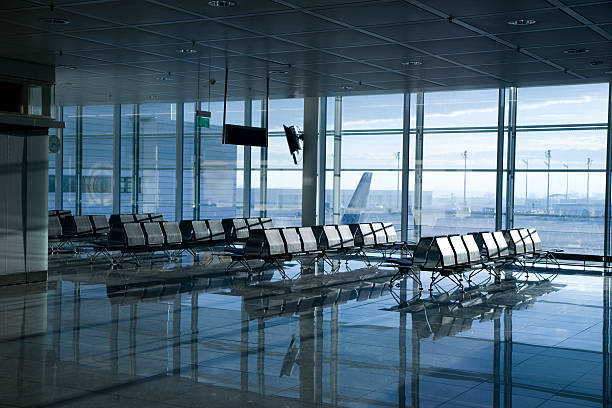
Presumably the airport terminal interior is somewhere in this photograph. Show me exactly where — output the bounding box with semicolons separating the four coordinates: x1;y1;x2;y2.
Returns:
1;0;612;407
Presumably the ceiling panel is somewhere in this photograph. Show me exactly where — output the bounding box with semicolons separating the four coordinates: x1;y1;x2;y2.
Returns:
0;7;118;31
573;4;612;25
413;36;508;55
417;0;553;18
60;0;197;25
369;20;476;43
498;27;604;48
222;11;340;35
317;1;437;27
166;0;291;19
444;50;535;65
461;9;583;34
280;29;387;49
145;20;254;42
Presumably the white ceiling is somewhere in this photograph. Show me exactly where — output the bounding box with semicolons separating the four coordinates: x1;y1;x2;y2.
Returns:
1;0;610;105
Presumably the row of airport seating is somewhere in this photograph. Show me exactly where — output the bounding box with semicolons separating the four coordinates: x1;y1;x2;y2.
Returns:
389;228;553;292
229;222;401;277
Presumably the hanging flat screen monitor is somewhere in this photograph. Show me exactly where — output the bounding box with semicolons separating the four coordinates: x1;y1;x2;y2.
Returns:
223;124;268;147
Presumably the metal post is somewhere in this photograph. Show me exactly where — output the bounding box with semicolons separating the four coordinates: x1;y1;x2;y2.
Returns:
193;102;201;220
260;97;268;218
505;87;517;229
257;318;265;394
191;290;199;381
503;309;513;408
172;294;181;375
175;103;184;221
75;105;82;215
493;317;501;408
333;96;342;225
414;92;424;240
401;93;411;242
302;97;320;227
495;88;505;231
240;298;249;396
603;278;611;408
112;104;121;214
317;97;327;226
330;304;338;407
545;149;552;214
605;82;612;270
55;106;63;210
243;99;252;218
587;158;592;203
132;104;140;214
398;280;406;408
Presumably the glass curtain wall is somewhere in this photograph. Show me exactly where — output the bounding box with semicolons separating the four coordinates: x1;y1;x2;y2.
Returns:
340;94;404;226
421;89;499;236
48;129;56;210
121;105;136;214
81;105;113;215
62;106;77;214
515;83;609;254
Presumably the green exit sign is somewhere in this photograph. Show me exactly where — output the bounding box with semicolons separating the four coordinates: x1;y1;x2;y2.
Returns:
197;116;210;128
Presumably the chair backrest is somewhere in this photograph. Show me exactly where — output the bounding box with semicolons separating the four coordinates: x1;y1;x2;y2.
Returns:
336;225;355;248
382;223;398;244
141;222;164;246
134;214;150;223
207;220;226;242
518;228;534;253
528;228;542;251
123;223;145;248
265;229;286;256
435;236;456;268
281;228;302;254
247;218;263;230
506;229;526;255
109;214;135;226
148;213;164;222
298;227;318;252
234;219;249;240
480;232;499;259
462;234;481;264
322;225;342;250
359;223;376;246
412;237;434;267
48;215;62;238
89;215;110;235
260;218;274;229
493;231;509;257
244;229;266;257
371;222;387;245
179;220;210;242
160;222;182;245
449;235;469;266
63;215;93;236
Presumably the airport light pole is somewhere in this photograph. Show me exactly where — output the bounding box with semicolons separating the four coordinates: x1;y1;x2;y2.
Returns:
522;159;528;207
462;150;468;208
545;150;551;214
587;157;592;203
563;163;569;200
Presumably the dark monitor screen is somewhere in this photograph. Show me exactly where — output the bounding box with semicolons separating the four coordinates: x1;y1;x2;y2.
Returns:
223;124;268;147
283;125;300;154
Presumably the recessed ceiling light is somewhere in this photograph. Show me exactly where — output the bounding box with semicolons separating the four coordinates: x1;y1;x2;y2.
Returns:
340;85;353;90
208;0;237;7
177;48;197;54
507;19;536;26
56;64;77;70
563;48;590;54
605;70;612;75
269;70;288;75
39;17;70;25
401;60;423;66
590;60;604;66
158;76;173;81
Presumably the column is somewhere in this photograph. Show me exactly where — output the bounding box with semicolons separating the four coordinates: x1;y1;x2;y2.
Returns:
317;97;327;226
605;82;612;271
55;106;63;210
401;93;411;242
505;87;518;229
112;104;121;214
75;105;83;215
413;92;424;241
260;97;268;217
333;96;342;225
302;97;320;227
175;103;184;221
495;88;506;231
243;100;252;218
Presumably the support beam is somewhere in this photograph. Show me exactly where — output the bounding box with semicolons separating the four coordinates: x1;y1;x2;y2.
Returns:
55;106;63;210
605;82;612;271
75;106;83;215
495;88;506;231
260;98;268;217
132;104;139;214
333;96;342;225
317;97;327;226
112;104;121;214
302;97;320;227
175;103;184;221
243;99;252;218
505;87;518;229
401;92;411;242
413;92;424;240
193;102;201;220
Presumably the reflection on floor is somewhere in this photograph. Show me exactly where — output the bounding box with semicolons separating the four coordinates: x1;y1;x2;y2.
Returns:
1;255;611;408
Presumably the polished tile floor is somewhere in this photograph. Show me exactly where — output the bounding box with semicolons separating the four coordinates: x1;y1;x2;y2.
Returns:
1;255;611;408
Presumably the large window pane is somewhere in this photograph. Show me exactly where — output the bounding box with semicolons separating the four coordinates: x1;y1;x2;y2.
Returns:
48;129;56;210
341;94;403;227
121;105;136;214
138;103;176;220
81;105;113;215
62;106;77;213
421;89;499;235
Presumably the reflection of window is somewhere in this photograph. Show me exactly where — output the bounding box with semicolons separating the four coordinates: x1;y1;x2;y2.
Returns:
120;177;132;193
